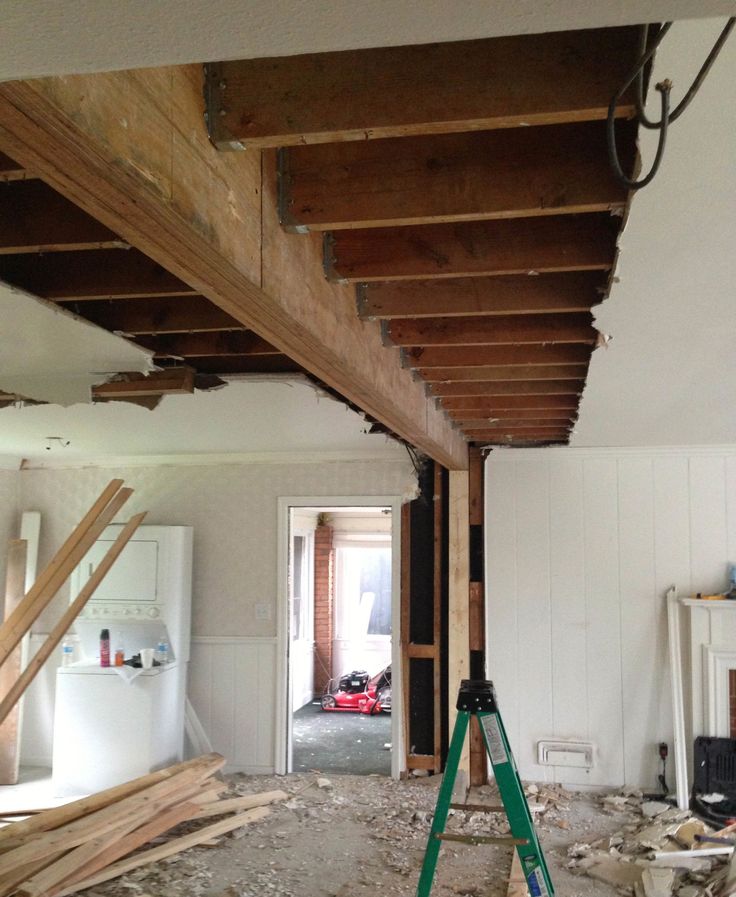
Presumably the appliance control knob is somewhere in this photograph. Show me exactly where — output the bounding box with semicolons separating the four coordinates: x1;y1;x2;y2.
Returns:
147;608;160;618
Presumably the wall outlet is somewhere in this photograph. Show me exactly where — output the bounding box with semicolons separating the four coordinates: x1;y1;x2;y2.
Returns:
255;603;271;621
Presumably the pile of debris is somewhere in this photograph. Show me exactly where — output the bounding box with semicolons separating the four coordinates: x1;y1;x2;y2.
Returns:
567;791;736;897
0;753;283;897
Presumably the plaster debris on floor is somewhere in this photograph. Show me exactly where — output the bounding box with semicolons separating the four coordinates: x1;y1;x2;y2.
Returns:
65;773;735;897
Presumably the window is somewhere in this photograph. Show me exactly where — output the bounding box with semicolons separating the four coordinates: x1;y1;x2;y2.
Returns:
335;540;391;641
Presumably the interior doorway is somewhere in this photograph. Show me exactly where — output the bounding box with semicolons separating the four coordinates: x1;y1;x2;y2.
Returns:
276;496;403;778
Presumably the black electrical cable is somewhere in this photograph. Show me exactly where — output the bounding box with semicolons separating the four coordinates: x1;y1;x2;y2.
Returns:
607;18;736;191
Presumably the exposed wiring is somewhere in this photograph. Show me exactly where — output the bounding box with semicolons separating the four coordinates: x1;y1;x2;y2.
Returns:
607;18;735;190
404;443;422;477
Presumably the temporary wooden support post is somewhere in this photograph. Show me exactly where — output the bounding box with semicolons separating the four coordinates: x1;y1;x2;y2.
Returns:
448;470;470;790
0;540;28;785
0;512;147;728
468;448;487;787
432;464;444;775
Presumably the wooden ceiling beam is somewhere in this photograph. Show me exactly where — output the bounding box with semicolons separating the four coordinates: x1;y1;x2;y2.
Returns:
386;313;597;347
206;27;639;148
0;180;126;253
0;152;30;182
456;417;574;428
405;344;592;368
135;330;279;358
440;395;579;411
280;122;633;232
0;68;467;469
430;380;585;397
326;213;617;282
0;249;197;299
61;296;242;334
421;364;585;382
450;409;576;423
358;272;605;320
466;428;570;442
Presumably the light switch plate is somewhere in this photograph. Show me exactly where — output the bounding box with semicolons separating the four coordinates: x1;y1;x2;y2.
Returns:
255;602;271;621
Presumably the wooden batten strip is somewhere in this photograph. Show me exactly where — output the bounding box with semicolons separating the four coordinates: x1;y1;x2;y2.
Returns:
407;643;437;660
420;365;585;383
280;121;632;231
206;27;640;147
360;272;605;320
325;214;617;282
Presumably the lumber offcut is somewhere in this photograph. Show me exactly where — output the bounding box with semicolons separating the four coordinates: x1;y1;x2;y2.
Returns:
0;754;282;897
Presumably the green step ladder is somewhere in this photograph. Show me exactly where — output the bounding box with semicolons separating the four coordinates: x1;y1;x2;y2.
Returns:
416;679;555;897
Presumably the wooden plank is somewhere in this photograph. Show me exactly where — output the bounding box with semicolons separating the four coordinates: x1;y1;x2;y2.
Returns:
440;395;579;412
386;313;597;347
452;417;574;429
0;513;146;729
91;369;194;400
206;27;640;148
407;643;436;660
326;214;617;282
406;753;436;770
55;807;272;897
464;428;570;440
432;381;584;398
508;850;530;897
400;502;411;776
0;753;225;848
433;463;443;775
449;409;577;422
448;470;470;786
0;70;467;470
0;541;27;785
0;153;29;182
0;482;130;670
406;345;592;369
0;249;196;299
421;365;586;383
0;180;126;254
134;331;279;358
66;296;242;334
360;273;605;320
281;122;632;231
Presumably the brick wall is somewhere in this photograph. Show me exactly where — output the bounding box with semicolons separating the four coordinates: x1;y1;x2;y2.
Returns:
313;524;334;693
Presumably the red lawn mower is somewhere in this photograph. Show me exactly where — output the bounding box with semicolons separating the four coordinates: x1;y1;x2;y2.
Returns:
320;665;391;714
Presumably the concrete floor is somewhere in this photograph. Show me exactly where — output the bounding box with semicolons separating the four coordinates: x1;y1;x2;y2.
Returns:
292;700;391;775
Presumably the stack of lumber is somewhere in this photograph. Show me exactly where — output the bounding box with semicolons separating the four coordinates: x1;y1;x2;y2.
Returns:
0;753;285;897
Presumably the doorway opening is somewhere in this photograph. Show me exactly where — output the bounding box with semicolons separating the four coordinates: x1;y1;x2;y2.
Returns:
277;497;402;778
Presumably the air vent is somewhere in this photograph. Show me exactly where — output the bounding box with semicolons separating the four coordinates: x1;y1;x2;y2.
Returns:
537;740;594;768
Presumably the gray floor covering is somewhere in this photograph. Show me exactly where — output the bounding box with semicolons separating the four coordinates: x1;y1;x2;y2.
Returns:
292;701;391;776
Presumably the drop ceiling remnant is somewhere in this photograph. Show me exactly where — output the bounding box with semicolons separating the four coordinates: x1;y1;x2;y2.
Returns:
0;281;154;405
573;20;736;447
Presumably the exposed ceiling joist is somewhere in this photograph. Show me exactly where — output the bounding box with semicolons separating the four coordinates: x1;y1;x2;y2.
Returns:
135;331;280;358
0;152;31;182
420;365;585;382
206;27;639;148
385;313;598;346
404;345;592;368
325;213;618;282
429;380;585;397
63;296;243;334
358;273;605;320
439;395;580;411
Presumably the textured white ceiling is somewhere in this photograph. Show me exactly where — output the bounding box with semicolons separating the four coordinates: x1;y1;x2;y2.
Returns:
573;19;736;446
0;378;405;467
1;1;733;81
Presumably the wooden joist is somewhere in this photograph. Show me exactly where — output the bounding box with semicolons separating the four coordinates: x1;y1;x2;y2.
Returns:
454;417;574;429
448;408;577;422
326;213;617;282
0;181;126;254
466;428;570;442
386;313;597;347
187;354;302;375
359;272;605;320
405;345;592;368
430;380;585;398
66;296;242;334
206;27;639;148
420;364;585;383
134;331;280;358
440;395;579;411
0;249;196;300
280;121;633;231
0;153;28;182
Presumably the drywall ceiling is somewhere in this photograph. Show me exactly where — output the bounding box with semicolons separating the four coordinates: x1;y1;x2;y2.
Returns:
1;1;733;81
0;377;406;467
573;19;736;446
0;281;153;405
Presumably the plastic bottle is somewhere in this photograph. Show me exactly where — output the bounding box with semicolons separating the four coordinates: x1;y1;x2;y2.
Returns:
100;628;111;667
114;645;125;666
61;638;74;668
156;639;169;665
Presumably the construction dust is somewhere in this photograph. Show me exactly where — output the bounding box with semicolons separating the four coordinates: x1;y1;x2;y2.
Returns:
75;774;733;897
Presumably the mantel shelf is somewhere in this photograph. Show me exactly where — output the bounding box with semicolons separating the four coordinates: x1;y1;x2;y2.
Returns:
680;598;736;609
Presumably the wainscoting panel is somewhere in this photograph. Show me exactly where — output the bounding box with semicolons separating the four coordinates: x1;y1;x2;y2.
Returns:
189;637;277;774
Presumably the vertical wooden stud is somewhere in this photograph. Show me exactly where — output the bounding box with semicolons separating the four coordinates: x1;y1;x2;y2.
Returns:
448;470;470;786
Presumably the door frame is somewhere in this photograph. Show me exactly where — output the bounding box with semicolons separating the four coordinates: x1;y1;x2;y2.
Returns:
276;495;404;778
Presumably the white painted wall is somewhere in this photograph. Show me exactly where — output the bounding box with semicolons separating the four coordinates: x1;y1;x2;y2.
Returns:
485;446;736;789
16;457;415;770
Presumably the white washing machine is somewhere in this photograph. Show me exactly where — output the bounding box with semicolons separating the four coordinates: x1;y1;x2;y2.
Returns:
52;525;192;796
